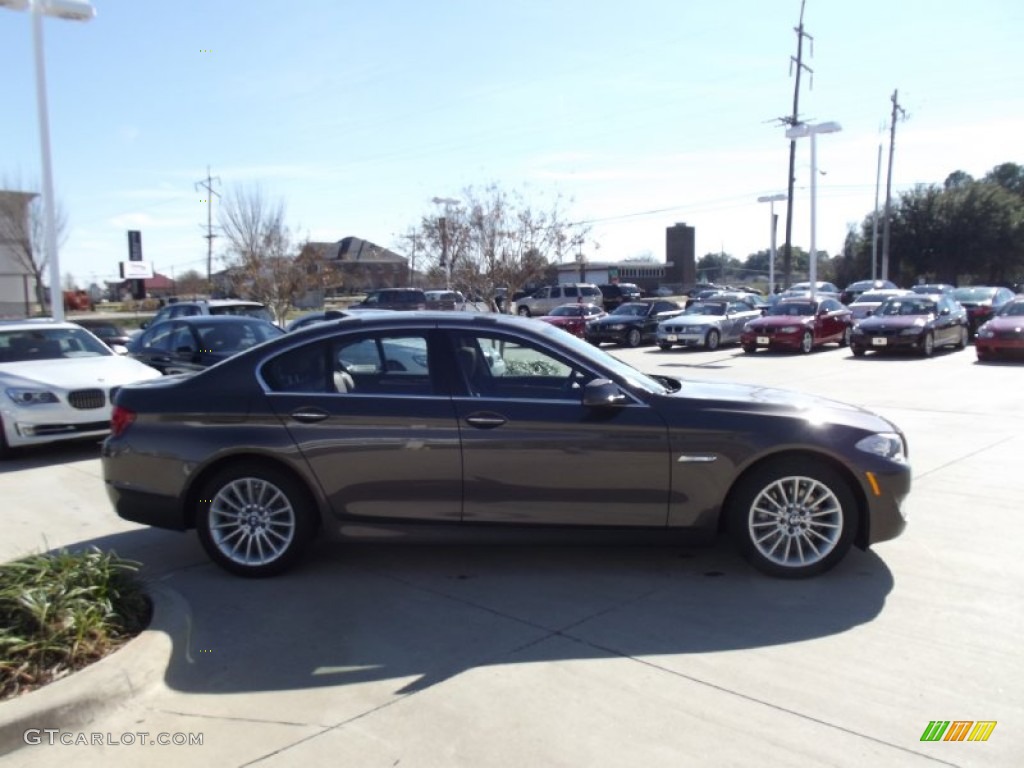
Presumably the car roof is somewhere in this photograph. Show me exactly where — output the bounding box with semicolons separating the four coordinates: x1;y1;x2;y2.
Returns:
148;314;277;326
0;319;82;332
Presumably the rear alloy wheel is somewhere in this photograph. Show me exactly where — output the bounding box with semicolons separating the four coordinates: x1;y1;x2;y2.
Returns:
920;332;935;357
624;328;642;348
517;306;531;317
705;329;721;351
799;331;813;354
196;464;316;577
956;326;968;349
839;326;852;347
727;457;857;578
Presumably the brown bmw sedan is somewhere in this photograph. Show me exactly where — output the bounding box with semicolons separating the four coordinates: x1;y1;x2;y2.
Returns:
102;312;911;579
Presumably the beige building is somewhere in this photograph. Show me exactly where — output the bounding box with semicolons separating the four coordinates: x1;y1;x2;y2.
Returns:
0;190;39;318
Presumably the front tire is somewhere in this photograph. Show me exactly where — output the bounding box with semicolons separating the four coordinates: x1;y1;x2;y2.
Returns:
920;332;935;357
799;331;813;354
624;328;642;348
727;457;857;578
705;329;721;350
658;342;673;351
851;344;866;357
195;463;316;577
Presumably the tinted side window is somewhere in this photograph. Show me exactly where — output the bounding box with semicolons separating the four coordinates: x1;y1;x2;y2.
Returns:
263;343;330;393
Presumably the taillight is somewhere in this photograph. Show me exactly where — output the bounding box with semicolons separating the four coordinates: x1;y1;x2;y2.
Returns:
110;405;136;437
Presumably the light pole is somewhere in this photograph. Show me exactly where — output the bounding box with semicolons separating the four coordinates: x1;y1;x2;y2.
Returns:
785;121;842;300
1;0;96;322
431;196;459;290
757;193;786;294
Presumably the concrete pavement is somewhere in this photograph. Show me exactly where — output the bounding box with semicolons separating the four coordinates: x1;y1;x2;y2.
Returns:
1;343;1021;766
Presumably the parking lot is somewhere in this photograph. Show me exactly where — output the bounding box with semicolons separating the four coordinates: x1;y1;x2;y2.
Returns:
3;340;1022;767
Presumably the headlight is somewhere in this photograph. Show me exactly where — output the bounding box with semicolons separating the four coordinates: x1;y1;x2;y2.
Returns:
977;327;995;339
899;327;922;336
779;325;799;333
856;433;906;462
608;323;625;330
5;388;60;406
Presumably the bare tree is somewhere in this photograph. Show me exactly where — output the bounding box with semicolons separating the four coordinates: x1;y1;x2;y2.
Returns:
218;184;323;323
414;183;587;311
175;269;207;298
0;179;68;312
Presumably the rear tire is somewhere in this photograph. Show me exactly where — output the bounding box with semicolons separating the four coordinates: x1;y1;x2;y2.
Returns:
851;344;866;357
742;345;756;354
195;463;317;577
658;342;673;351
727;457;857;578
956;326;968;349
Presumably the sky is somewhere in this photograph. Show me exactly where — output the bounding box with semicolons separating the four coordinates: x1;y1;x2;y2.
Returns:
2;0;1023;288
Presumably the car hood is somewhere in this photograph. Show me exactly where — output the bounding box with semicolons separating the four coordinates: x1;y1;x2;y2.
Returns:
663;379;896;433
661;314;722;326
592;314;643;326
0;356;162;390
984;316;1024;332
746;315;813;328
856;315;930;330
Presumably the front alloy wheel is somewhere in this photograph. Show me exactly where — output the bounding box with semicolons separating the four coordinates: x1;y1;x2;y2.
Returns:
624;327;642;347
799;331;813;354
727;458;856;578
196;464;316;577
920;331;935;357
705;329;721;350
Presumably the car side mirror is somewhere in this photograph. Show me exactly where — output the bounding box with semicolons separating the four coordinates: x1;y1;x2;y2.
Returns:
583;379;627;407
865;309;874;317
111;344;129;356
940;308;950;315
175;345;197;358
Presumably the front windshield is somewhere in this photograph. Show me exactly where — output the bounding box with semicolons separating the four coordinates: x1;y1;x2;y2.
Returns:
877;299;936;317
767;302;814;317
997;301;1024;317
549;305;583;317
612;303;649;316
953;287;995;302
683;302;725;316
0;327;112;362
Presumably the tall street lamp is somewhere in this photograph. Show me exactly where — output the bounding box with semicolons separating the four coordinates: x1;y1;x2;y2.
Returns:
757;193;786;294
431;196;460;290
1;0;96;322
785;121;842;301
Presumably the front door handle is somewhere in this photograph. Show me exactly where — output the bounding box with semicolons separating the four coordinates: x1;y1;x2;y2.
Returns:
465;413;507;429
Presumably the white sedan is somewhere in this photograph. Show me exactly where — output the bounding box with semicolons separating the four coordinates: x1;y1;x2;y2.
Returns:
0;320;162;457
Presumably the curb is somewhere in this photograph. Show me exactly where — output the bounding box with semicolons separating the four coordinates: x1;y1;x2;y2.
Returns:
0;582;189;756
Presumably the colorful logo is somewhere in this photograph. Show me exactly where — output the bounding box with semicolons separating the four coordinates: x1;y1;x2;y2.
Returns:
920;721;997;742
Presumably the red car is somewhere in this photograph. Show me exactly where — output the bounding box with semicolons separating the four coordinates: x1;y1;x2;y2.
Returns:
952;286;1015;337
741;297;853;354
537;303;605;338
975;296;1024;360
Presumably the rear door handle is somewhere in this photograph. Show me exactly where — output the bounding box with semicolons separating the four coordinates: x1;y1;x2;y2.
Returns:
291;408;329;423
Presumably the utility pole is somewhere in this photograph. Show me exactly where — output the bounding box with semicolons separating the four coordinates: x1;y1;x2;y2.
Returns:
880;89;906;282
780;0;813;289
195;166;220;285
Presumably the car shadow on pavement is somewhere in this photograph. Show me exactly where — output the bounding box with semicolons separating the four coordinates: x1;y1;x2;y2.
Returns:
72;529;895;700
0;440;103;474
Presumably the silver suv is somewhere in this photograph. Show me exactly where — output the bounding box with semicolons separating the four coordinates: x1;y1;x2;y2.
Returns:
149;299;273;326
516;283;603;317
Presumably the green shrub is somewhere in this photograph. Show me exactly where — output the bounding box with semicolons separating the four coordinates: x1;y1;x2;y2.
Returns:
0;548;149;700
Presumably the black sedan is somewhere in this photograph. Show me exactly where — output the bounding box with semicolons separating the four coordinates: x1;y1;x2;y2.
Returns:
585;300;683;347
72;318;134;348
126;315;283;374
850;294;969;357
103;312;910;579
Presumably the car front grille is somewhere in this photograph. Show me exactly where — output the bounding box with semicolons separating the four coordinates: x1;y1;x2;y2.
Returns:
69;389;106;410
